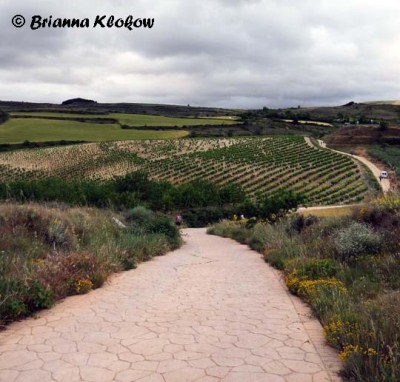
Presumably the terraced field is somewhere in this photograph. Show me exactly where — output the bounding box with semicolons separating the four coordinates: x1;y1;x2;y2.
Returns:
0;136;376;205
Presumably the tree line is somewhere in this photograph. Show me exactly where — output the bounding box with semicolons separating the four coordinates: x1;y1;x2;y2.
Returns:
0;172;303;226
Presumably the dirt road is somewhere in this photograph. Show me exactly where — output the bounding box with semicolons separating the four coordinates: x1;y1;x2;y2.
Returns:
0;229;341;382
316;139;391;194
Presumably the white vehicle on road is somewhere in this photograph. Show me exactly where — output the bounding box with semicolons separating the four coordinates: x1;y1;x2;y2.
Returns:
380;171;388;179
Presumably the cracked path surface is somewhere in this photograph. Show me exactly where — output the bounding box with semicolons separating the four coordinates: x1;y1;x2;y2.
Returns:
0;228;341;382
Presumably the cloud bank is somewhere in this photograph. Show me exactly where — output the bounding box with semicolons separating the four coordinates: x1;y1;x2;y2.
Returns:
1;0;400;108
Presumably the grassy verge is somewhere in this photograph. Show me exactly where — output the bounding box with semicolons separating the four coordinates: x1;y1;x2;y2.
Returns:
0;203;181;326
300;206;355;218
208;196;400;381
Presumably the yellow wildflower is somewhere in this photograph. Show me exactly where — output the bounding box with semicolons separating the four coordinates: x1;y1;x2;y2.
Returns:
297;278;347;298
75;278;93;294
339;344;362;362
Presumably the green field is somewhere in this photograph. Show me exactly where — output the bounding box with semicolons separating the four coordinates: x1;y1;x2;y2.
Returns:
10;112;237;127
0;136;378;205
0;118;188;144
111;113;237;126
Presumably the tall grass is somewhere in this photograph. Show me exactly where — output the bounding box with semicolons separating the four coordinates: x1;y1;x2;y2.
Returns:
0;203;181;325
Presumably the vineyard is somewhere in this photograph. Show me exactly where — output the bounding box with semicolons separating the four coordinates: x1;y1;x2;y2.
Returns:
0;136;377;205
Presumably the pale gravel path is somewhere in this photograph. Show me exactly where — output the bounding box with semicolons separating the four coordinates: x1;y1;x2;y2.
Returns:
0;229;341;382
298;205;358;212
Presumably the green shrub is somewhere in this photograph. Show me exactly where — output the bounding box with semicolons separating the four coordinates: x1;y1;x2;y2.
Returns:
90;272;108;289
125;207;181;248
117;249;138;270
0;109;9;124
125;206;154;233
230;226;249;244
206;226;216;235
25;281;54;311
266;249;286;270
335;222;382;261
304;280;352;323
149;214;181;248
299;258;338;279
119;233;170;263
285;214;319;235
182;206;233;227
207;220;239;238
46;217;76;249
369;253;400;290
248;223;269;252
3;298;27;320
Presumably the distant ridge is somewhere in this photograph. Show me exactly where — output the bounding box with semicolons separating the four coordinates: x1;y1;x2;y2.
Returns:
0;101;237;118
62;98;97;105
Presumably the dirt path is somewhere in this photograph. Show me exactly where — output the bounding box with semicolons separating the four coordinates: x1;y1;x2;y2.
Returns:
0;229;341;382
298;205;357;212
315;139;391;194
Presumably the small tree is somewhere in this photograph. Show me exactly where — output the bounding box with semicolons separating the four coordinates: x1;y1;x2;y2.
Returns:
257;191;304;222
0;110;9;124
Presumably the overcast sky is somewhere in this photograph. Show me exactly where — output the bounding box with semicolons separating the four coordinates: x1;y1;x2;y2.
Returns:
1;0;400;108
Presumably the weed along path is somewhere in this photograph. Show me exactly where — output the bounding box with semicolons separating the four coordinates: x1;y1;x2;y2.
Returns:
0;229;341;382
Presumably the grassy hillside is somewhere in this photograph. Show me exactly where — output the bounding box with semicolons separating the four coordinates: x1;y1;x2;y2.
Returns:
298;102;400;124
326;124;400;146
0;118;188;144
11;112;237;127
0;136;379;205
368;145;400;177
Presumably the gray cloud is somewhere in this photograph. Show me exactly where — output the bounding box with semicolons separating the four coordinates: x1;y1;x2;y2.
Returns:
0;0;400;108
